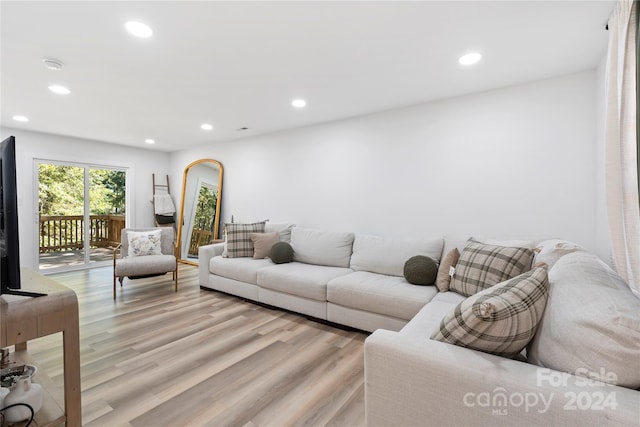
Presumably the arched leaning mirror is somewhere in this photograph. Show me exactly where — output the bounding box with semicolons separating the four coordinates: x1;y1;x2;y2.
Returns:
177;159;223;265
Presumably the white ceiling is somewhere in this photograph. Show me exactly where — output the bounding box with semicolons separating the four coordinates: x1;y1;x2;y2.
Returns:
1;1;614;152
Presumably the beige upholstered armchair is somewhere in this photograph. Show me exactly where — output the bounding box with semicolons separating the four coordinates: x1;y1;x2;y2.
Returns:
113;227;178;299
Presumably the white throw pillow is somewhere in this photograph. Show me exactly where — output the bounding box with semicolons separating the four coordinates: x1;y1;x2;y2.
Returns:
127;230;162;257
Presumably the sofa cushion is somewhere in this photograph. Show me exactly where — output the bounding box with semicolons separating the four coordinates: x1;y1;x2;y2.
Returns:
223;221;266;258
209;256;273;285
527;251;640;388
403;256;438;285
400;292;466;337
449;239;535;297
431;266;549;358
250;232;280;259
265;222;295;242
290;227;354;268
350;234;443;277
327;271;438;321
435;248;460;292
258;262;352;301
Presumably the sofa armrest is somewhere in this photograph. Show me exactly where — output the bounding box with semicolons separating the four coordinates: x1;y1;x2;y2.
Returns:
365;329;640;427
198;242;225;286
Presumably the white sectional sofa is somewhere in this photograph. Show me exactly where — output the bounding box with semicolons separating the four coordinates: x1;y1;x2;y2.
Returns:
198;225;640;426
366;248;640;426
199;225;443;332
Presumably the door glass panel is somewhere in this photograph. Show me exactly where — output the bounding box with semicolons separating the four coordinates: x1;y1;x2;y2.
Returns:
38;164;85;269
89;168;126;263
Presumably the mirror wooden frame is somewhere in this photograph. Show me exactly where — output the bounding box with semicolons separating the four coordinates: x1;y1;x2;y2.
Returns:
176;158;223;265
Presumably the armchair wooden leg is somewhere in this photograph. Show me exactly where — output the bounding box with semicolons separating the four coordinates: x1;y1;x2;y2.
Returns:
114;276;124;299
175;267;178;292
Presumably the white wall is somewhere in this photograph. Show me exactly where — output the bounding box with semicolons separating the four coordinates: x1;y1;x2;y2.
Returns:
171;71;608;259
0;127;171;269
3;70;604;270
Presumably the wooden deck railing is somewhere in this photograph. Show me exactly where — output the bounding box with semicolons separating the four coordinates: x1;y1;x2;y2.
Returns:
188;229;214;256
39;215;126;253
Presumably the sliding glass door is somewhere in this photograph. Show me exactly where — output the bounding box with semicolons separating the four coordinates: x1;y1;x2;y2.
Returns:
37;161;126;271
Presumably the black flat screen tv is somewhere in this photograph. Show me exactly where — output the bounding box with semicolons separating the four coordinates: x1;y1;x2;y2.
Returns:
1;136;44;297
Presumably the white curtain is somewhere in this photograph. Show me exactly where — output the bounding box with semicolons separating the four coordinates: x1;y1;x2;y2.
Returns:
605;0;639;293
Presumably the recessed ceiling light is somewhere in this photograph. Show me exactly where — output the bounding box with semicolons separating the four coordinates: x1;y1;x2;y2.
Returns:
12;115;29;122
291;99;307;108
125;21;153;38
48;85;71;95
459;52;482;65
43;58;63;71
201;123;213;131
145;139;155;144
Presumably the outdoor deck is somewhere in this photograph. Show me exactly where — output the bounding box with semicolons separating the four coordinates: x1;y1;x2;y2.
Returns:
38;214;124;269
39;248;116;269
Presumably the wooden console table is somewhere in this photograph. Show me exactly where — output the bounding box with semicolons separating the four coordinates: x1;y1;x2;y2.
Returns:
1;269;81;426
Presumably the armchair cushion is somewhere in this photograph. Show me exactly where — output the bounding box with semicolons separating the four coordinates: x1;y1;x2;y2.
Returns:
115;254;176;277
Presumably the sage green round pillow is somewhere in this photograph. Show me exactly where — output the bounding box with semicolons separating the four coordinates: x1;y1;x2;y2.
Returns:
270;242;294;264
404;255;438;285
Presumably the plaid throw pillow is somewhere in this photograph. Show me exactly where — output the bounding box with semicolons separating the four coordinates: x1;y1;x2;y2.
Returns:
223;222;266;258
449;239;534;296
431;266;549;358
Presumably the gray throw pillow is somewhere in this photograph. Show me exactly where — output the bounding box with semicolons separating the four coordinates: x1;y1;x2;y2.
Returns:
270;242;294;264
403;255;438;285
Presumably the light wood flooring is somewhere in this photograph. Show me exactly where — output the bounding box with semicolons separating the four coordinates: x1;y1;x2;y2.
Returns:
23;264;367;426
